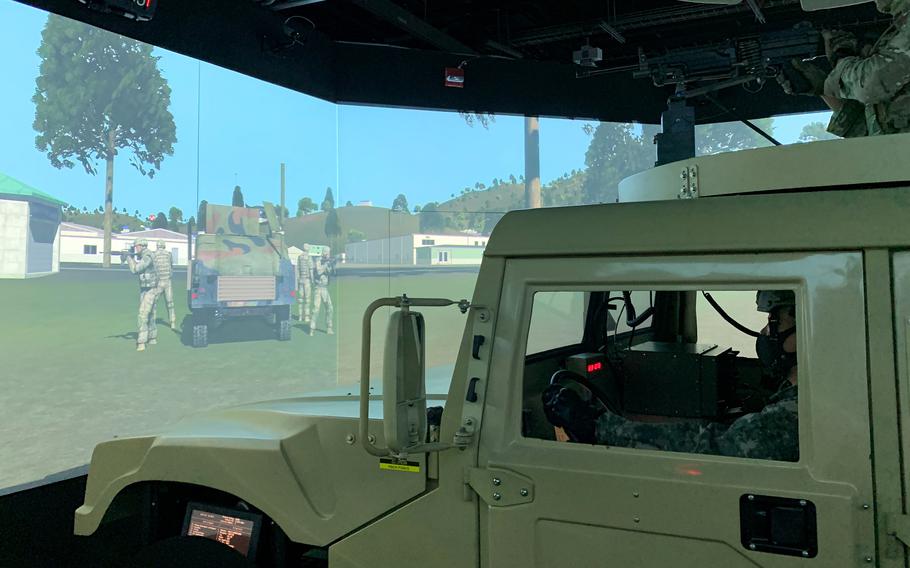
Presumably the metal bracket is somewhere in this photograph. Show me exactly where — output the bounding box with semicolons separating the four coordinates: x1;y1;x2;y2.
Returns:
466;467;534;507
886;513;910;547
678;165;699;199
453;417;476;448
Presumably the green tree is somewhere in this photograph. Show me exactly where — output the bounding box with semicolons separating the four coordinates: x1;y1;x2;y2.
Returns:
33;15;176;267
232;185;245;207
418;202;446;233
152;211;168;229
345;200;353;207
392;193;409;213
321;187;335;211
582;122;657;204
296;197;316;216
413;205;421;213
324;207;342;248
798;121;838;142
168;206;183;223
696;119;776;156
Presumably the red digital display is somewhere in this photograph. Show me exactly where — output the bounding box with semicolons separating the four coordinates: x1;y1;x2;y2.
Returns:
586;361;603;373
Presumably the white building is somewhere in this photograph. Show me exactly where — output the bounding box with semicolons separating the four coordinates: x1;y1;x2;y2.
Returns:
60;223;189;266
345;233;488;265
0;173;63;279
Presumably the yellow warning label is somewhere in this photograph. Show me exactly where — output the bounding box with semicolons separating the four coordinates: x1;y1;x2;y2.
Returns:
379;458;421;473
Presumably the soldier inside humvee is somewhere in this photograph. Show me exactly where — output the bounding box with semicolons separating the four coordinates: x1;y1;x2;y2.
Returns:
528;290;799;462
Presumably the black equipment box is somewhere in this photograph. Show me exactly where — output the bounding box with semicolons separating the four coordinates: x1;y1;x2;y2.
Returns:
621;341;736;418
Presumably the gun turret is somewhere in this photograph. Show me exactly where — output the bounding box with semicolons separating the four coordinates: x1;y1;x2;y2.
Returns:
634;22;823;98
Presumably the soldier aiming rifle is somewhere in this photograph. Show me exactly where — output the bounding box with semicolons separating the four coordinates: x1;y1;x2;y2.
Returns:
126;238;159;352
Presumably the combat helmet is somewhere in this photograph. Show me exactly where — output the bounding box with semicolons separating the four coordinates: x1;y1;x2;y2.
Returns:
157;240;166;249
756;290;795;313
133;238;149;248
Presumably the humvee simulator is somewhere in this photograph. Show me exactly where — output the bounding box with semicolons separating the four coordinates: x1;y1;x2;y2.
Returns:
187;202;295;347
72;132;910;566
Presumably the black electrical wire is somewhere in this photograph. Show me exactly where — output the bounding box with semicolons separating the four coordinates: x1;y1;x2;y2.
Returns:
622;291;655;328
702;291;761;338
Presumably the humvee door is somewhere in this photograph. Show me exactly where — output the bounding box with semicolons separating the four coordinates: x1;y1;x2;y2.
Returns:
477;252;873;567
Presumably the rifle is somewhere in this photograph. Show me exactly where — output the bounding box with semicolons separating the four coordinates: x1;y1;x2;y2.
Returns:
632;22;825;99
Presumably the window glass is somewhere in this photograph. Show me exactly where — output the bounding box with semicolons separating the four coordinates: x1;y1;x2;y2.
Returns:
526;291;586;355
524;288;798;462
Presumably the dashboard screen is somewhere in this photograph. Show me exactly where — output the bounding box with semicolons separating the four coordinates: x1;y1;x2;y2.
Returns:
183;503;261;559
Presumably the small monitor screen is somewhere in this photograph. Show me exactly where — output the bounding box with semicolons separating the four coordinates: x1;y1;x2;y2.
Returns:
183;504;261;558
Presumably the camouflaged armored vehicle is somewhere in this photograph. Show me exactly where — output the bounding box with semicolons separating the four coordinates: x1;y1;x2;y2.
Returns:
187;202;295;347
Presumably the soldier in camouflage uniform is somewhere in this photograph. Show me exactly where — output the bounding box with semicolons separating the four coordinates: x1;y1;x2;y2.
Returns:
550;291;799;461
309;249;334;336
296;244;313;324
153;240;176;329
779;0;910;137
126;238;159;352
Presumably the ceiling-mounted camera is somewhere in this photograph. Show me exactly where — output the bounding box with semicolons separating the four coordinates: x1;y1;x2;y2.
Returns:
77;0;157;21
573;44;603;68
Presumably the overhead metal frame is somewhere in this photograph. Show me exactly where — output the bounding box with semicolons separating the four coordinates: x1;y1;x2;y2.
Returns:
11;0;833;123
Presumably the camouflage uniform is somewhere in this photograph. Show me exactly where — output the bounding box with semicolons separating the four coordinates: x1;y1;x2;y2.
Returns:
825;0;910;137
126;240;159;350
296;247;313;323
153;241;176;328
595;383;798;462
310;254;334;335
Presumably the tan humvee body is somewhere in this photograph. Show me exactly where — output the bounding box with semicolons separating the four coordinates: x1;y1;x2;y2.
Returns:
76;133;910;566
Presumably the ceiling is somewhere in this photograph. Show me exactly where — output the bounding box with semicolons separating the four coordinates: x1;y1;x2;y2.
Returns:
13;0;888;123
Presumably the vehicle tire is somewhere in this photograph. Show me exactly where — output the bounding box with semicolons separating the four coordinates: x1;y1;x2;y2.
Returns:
278;318;291;341
192;323;209;348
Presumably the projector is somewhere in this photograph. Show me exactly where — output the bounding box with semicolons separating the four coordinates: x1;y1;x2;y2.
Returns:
573;45;603;68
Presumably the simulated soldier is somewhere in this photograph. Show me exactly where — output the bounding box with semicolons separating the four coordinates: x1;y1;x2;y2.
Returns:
153;240;176;329
309;248;335;336
779;0;910;137
546;290;798;461
296;244;313;324
126;238;159;352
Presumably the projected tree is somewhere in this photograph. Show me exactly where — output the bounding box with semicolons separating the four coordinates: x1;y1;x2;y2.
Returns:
33;15;176;267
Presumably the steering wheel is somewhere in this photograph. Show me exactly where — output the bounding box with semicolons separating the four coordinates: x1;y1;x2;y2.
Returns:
541;369;615;443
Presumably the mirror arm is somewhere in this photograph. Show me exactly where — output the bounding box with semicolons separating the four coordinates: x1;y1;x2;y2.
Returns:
359;295;470;458
361;297;400;457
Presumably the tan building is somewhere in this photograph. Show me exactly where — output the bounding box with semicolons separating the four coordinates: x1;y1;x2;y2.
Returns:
59;223;189;266
345;233;488;265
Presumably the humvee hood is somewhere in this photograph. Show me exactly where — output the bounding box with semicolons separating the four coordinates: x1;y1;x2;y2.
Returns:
74;397;428;545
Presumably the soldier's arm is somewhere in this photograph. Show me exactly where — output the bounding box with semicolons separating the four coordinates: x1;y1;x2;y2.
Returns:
131;253;153;274
824;25;910;105
827;99;869;137
594;412;709;453
713;401;799;461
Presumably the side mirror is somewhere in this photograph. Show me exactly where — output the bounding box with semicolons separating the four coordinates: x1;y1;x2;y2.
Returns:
359;296;469;458
382;310;427;453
